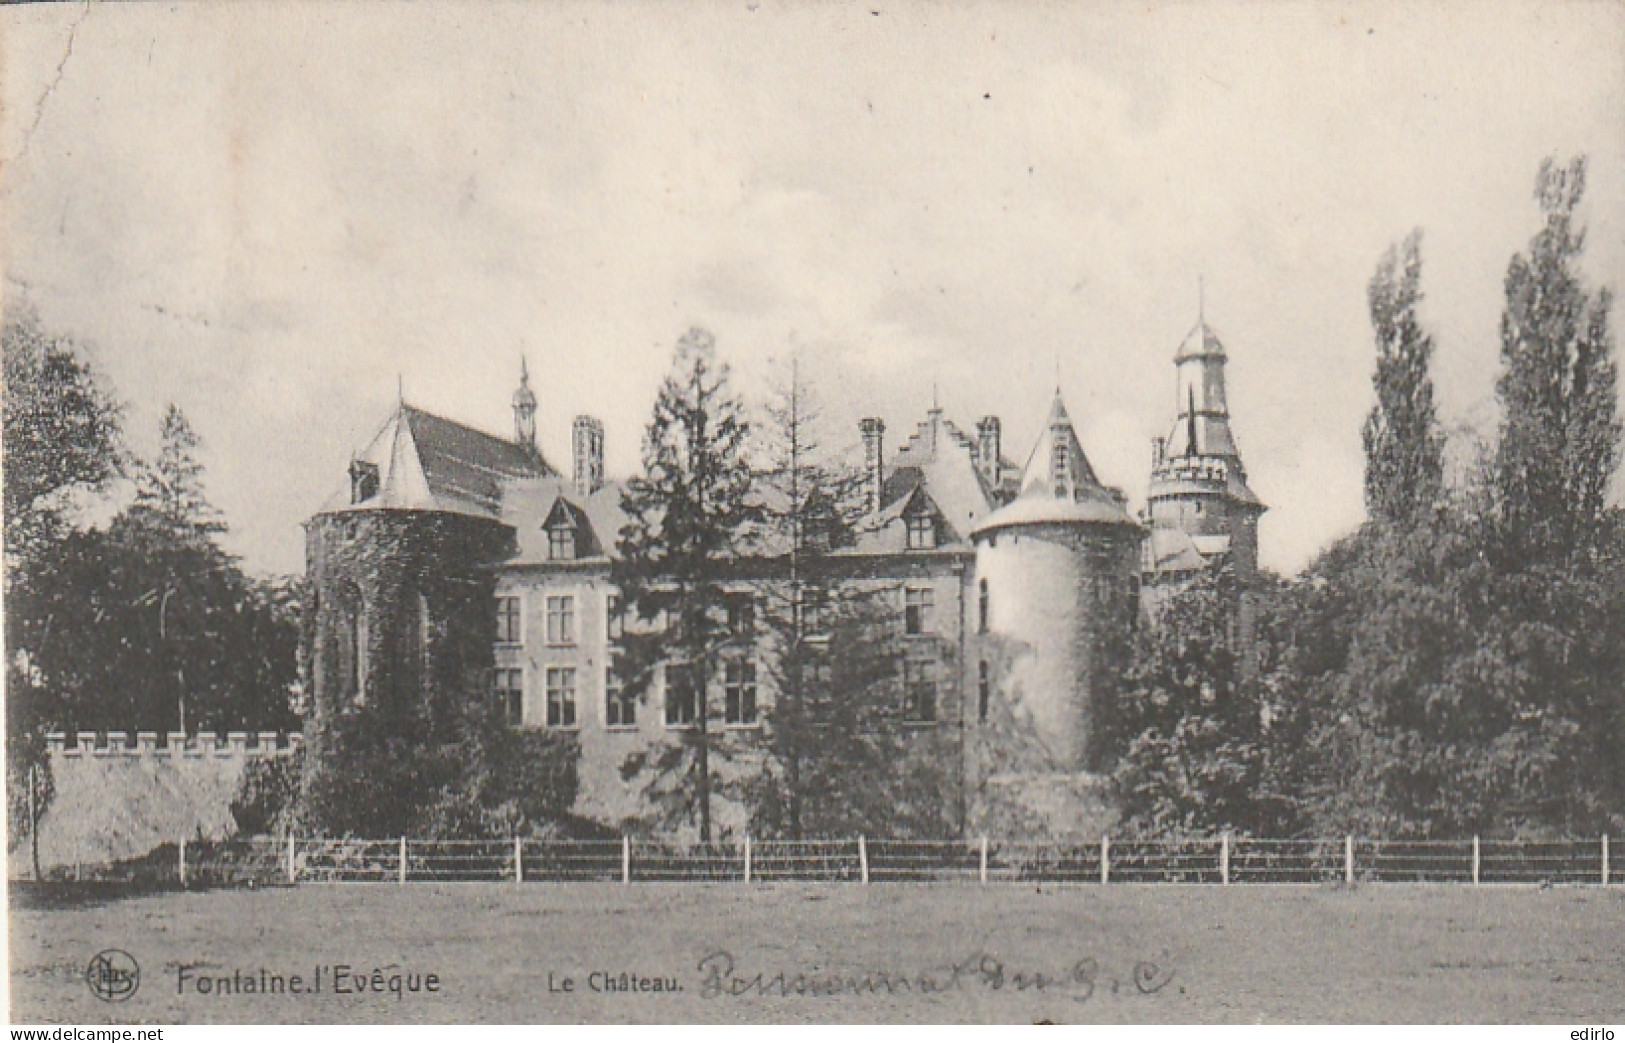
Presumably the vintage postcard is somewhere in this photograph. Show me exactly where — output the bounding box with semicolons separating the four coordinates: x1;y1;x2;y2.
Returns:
3;0;1623;1029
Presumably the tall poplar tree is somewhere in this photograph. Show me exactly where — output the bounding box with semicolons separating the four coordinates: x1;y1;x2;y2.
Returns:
1362;229;1444;525
614;328;758;843
1494;155;1621;565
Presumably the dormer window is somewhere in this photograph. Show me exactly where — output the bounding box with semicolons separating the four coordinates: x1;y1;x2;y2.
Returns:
349;460;380;504
547;524;576;561
905;512;936;550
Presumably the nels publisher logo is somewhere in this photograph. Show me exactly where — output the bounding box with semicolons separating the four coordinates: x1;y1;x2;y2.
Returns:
86;949;140;1003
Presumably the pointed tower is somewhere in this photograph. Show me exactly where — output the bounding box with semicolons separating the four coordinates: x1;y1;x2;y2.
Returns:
513;358;539;459
1146;313;1265;584
969;389;1142;791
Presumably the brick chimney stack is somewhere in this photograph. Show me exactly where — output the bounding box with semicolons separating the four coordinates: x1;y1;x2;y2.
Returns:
859;417;886;514
976;415;1002;488
572;416;604;496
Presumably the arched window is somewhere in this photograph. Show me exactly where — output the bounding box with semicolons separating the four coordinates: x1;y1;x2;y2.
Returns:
335;580;368;709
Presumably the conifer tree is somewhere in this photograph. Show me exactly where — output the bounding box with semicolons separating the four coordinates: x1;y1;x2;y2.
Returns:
747;358;952;839
1362;229;1444;525
1494;155;1621;564
614;328;758;843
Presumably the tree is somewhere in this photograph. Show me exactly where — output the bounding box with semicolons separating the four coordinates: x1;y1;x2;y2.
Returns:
613;328;759;843
1110;566;1298;837
745;358;953;839
300;683;578;839
3;306;122;855
2;304;123;559
1493;155;1621;565
9;405;301;742
1363;229;1445;525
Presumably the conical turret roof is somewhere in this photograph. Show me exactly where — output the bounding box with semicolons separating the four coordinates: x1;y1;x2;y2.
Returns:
971;390;1136;537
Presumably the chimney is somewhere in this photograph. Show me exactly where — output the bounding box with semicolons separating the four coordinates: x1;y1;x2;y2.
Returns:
572;416;604;496
975;415;1002;488
859;417;886;514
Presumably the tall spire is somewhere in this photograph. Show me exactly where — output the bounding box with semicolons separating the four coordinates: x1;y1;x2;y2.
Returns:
513;356;538;455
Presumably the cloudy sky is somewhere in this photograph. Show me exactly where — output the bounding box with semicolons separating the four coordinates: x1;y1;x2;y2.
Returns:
4;0;1622;578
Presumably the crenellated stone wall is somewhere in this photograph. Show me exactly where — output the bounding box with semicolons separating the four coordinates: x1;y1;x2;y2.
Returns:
10;732;299;876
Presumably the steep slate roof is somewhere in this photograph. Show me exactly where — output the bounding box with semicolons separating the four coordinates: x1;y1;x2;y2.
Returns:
970;391;1138;537
852;410;1001;554
318;403;554;520
502;477;629;565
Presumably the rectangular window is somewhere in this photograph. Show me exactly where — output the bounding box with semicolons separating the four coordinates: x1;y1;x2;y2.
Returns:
545;666;577;728
906;513;936;550
724;660;758;726
978;660;990;724
495;596;522;644
491;668;524;727
607;594;625;641
605;667;635;728
548;526;576;561
978;579;990;634
665;664;698;728
726;595;755;636
800;585;827;635
903;655;937;723
904;585;935;636
545;595;576;645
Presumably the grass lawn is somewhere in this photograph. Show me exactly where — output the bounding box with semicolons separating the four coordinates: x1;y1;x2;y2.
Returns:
8;881;1624;1024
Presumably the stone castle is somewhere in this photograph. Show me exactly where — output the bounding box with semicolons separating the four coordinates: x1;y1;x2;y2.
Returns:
303;315;1263;838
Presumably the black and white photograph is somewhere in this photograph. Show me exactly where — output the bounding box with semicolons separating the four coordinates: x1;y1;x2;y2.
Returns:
3;0;1623;1028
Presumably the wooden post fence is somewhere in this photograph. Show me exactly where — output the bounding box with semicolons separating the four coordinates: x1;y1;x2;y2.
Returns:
1603;835;1610;886
1220;834;1231;885
1345;835;1355;886
744;835;752;884
621;836;631;884
514;836;523;884
286;835;296;885
1100;834;1110;885
178;837;187;886
979;836;989;885
858;836;869;884
398;837;407;884
1472;835;1480;886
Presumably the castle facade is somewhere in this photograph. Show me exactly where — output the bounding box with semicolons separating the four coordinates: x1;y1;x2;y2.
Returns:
303;317;1262;838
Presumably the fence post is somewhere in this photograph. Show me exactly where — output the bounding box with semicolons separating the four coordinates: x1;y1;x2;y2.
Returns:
979;836;988;885
286;834;296;885
514;836;523;885
1221;833;1231;885
1472;835;1480;886
1603;835;1609;886
178;837;187;887
858;835;869;885
1100;834;1110;885
398;836;407;884
1344;835;1354;886
744;835;752;884
622;835;631;885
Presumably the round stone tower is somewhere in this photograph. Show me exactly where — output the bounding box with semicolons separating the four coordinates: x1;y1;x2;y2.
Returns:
303;378;553;781
967;391;1142;835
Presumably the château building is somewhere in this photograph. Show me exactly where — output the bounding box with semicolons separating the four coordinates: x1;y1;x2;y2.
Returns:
303;315;1263;838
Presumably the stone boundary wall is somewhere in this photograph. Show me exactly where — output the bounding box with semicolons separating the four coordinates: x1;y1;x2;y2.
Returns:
12;732;302;876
